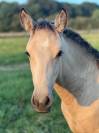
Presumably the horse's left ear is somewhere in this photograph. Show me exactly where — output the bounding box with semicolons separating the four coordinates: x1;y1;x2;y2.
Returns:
55;9;67;32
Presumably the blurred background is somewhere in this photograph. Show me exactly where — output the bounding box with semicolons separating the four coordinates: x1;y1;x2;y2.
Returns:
0;0;99;31
0;0;99;133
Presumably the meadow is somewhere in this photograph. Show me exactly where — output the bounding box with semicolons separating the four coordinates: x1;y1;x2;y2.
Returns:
0;31;99;133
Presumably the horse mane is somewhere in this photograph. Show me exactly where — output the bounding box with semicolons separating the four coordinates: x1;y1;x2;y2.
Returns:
63;28;99;60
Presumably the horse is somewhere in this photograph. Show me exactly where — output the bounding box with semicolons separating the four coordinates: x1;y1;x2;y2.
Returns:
19;8;99;133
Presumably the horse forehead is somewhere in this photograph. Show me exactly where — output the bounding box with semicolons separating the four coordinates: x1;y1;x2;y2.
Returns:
33;29;58;46
27;29;60;53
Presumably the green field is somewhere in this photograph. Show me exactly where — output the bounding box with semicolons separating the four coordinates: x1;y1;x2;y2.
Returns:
0;32;99;133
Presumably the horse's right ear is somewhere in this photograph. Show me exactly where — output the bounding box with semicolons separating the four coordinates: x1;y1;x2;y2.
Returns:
19;8;34;34
55;9;67;32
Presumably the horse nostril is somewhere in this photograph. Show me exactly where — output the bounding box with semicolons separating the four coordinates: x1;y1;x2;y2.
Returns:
44;96;50;107
32;96;39;107
32;96;35;105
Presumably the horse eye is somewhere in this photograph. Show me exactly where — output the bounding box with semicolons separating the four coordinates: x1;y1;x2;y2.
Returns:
56;50;63;58
25;51;30;57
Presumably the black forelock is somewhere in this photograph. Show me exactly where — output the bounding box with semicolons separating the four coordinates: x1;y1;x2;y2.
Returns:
34;20;55;32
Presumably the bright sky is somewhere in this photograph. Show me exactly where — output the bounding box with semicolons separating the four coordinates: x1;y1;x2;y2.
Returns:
0;0;27;3
57;0;99;4
0;0;99;4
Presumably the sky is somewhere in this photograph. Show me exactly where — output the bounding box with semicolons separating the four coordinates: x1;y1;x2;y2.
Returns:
0;0;27;3
57;0;99;4
0;0;99;4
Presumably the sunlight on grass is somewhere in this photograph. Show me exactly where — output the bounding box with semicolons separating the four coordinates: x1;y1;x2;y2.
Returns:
80;31;99;50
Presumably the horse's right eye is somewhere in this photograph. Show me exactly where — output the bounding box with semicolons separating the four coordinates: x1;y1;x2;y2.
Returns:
56;50;63;58
25;51;30;57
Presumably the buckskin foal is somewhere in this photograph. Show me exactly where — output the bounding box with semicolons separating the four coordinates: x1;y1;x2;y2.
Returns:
20;8;99;133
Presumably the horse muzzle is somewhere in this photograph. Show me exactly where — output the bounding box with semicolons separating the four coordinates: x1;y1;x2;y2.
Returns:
31;95;52;113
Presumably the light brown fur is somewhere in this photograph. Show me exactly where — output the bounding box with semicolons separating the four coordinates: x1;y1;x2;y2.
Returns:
54;83;99;133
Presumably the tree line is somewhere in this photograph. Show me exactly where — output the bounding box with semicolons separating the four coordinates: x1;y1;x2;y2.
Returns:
0;0;99;32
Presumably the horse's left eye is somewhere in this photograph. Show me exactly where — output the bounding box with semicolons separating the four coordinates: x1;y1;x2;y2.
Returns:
56;50;63;58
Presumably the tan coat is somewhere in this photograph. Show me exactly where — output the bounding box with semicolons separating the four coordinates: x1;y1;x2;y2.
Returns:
54;84;99;133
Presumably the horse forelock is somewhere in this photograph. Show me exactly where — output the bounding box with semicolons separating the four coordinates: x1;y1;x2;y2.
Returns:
33;20;55;33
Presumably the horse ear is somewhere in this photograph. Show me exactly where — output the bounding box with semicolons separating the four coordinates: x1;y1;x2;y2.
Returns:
20;8;34;34
55;9;67;32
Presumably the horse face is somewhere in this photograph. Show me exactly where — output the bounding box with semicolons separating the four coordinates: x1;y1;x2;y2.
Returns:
20;9;67;112
27;30;61;112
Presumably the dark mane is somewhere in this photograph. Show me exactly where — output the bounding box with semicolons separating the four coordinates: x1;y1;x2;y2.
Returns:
63;29;99;59
34;20;54;32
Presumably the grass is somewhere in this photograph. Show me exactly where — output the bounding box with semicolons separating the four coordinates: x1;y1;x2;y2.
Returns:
81;31;99;50
0;37;28;65
0;31;99;133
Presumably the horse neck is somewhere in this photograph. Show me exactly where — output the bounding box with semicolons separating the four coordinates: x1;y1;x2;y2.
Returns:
56;35;99;106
